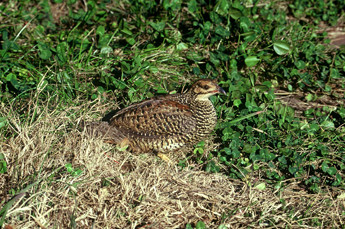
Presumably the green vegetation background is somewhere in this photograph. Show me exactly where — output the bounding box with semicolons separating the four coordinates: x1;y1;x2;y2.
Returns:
1;0;344;202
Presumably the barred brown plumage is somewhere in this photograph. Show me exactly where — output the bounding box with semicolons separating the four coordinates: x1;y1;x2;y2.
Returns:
82;79;226;160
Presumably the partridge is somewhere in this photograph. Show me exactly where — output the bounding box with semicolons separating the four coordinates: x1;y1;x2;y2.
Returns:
83;79;226;159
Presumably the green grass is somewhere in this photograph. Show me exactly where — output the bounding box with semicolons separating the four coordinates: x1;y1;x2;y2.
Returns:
1;0;345;228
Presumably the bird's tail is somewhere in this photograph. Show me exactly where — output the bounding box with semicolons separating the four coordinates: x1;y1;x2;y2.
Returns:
79;121;127;146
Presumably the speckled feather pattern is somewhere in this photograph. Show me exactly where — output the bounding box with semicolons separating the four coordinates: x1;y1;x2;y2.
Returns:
85;79;225;154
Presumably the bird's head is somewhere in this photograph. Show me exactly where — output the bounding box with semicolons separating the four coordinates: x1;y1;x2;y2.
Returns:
190;79;226;101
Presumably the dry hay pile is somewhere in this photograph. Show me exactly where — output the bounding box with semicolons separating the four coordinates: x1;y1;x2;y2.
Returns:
0;102;344;228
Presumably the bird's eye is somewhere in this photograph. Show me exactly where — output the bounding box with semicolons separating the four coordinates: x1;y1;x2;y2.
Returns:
203;85;210;90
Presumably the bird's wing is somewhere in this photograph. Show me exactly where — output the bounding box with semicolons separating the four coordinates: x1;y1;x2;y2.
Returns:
110;99;196;138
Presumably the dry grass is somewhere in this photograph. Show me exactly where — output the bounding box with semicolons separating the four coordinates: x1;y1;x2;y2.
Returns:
1;100;344;228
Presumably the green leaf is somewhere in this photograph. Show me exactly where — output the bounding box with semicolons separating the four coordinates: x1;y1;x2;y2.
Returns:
210;52;220;66
321;120;334;129
205;161;220;173
196;221;206;229
65;163;73;173
56;42;68;63
0;153;7;174
149;21;166;32
289;166;298;175
215;0;230;16
327;167;337;176
38;44;52;60
185;224;193;229
121;28;132;36
330;68;341;79
72;168;83;176
97;86;105;94
215;26;230;37
295;60;306;69
121;61;131;73
334;173;342;186
325;84;332;92
233;99;242;107
101;46;113;54
321;162;329;173
245;56;260;67
91;94;98;100
305;94;313;102
163;0;181;11
255;182;266;190
229;7;243;20
5;73;19;89
223;147;231;155
309;123;320;132
126;38;136;45
96;25;105;36
338;108;345;118
176;42;188;50
188;0;197;13
0;117;7;129
273;41;290;55
5;73;16;82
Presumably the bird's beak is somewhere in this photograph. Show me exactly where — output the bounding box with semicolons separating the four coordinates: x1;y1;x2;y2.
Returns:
217;86;226;95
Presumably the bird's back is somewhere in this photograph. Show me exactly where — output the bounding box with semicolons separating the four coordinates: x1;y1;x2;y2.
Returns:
109;93;197;153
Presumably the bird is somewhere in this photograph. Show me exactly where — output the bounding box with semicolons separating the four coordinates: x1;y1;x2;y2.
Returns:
82;79;226;161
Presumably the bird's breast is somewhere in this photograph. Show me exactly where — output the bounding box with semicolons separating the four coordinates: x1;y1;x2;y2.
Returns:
192;100;217;137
